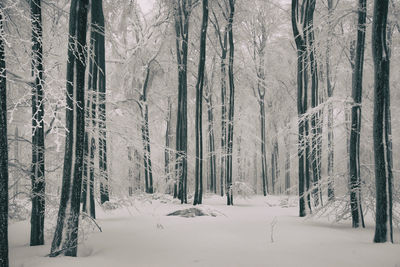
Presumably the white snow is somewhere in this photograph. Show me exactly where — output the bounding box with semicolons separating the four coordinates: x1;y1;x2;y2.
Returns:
9;195;400;267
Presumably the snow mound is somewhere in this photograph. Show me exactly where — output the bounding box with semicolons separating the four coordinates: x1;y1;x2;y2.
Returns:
167;207;216;218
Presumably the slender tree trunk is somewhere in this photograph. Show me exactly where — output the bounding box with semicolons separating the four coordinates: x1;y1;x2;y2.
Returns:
93;0;109;204
0;7;9;266
349;0;366;228
260;98;268;196
372;0;392;243
225;0;235;206
284;130;290;194
205;75;216;194
194;0;209;205
30;0;45;246
326;0;335;201
165;97;172;193
50;0;88;257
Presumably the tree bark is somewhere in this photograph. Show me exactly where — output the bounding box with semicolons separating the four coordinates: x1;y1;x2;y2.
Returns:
0;7;9;266
30;0;45;246
326;0;335;201
225;0;235;206
291;0;316;216
372;0;392;243
50;0;88;257
193;0;209;205
349;0;366;229
173;0;192;204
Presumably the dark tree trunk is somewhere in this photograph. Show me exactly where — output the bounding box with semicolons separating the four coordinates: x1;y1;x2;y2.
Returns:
0;8;9;266
372;0;392;243
211;9;228;197
30;0;45;246
94;0;109;204
173;0;192;204
139;62;154;194
225;0;235;206
50;0;88;257
326;0;335;201
193;0;209;206
349;0;366;229
291;0;316;217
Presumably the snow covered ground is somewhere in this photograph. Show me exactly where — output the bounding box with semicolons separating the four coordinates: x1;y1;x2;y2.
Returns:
9;195;400;267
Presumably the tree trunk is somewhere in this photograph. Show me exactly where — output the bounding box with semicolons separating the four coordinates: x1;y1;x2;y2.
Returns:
205;82;217;194
173;0;192;204
260;98;268;196
225;0;235;206
291;0;316;217
326;0;335;201
349;0;366;229
50;0;88;257
372;0;392;243
30;0;45;246
0;7;9;266
193;0;209;206
284;130;290;194
93;0;109;204
165;97;172;193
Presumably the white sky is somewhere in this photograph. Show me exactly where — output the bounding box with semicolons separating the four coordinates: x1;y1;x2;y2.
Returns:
138;0;155;14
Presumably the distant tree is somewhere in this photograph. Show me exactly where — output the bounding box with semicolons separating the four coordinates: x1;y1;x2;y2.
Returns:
204;64;217;194
50;0;89;257
210;1;229;197
349;0;366;229
372;0;393;243
193;0;209;205
30;0;46;246
249;6;268;196
0;6;9;266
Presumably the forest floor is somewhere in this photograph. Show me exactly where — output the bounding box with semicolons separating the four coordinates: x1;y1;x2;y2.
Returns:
9;194;400;267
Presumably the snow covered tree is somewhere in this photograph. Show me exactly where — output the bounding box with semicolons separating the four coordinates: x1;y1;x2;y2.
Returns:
50;0;89;257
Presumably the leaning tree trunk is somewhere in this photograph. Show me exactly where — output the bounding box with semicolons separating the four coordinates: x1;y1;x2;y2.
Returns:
30;0;46;246
372;0;392;243
349;0;366;229
225;0;235;206
193;0;209;206
50;0;88;257
0;7;9;266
